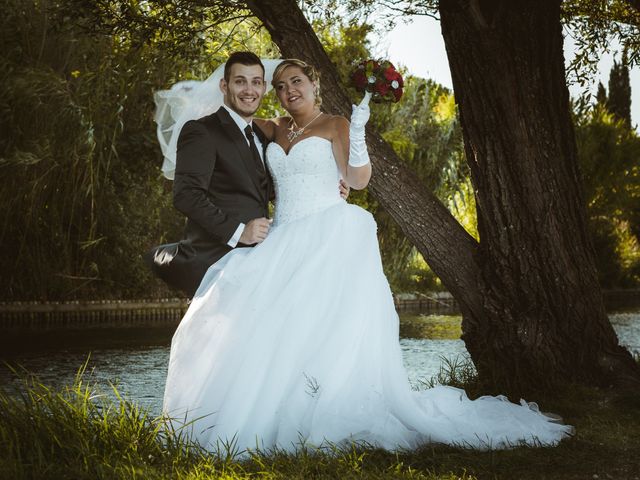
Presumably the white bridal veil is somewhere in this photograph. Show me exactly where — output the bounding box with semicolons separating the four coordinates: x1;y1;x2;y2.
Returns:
153;59;283;180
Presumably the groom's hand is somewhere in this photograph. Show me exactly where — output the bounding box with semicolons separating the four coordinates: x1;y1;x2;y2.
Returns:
339;179;350;199
240;217;272;245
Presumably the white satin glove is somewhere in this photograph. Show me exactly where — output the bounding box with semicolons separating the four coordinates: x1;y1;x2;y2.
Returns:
348;92;372;168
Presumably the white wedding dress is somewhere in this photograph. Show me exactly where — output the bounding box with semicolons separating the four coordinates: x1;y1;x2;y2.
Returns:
163;136;573;453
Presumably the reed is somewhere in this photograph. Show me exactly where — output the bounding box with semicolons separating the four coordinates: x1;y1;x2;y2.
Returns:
1;359;639;479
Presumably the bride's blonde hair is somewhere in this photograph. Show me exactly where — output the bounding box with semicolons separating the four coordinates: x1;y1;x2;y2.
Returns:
272;59;322;107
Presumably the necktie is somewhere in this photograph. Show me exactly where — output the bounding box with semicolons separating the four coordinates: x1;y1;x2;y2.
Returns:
244;125;266;175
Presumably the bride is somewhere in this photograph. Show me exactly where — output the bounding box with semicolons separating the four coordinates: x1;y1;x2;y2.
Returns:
161;58;573;453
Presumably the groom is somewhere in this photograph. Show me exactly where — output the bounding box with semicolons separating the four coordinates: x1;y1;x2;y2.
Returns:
145;52;274;297
146;51;349;297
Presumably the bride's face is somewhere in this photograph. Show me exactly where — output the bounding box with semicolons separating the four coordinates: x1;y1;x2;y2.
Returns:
274;66;317;114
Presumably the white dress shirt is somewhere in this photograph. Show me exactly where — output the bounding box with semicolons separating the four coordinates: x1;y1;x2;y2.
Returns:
221;104;264;247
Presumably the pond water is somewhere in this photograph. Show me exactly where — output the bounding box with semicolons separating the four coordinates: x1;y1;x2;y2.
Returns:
1;311;638;417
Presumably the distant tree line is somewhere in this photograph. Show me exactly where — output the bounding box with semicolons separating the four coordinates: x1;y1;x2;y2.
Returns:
580;56;640;287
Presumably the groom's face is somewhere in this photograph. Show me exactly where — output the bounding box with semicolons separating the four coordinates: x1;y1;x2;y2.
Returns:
220;63;266;121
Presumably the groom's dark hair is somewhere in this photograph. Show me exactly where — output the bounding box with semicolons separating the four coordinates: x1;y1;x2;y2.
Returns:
224;52;265;82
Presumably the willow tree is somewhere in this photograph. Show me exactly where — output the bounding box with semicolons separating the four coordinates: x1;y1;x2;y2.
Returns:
247;0;640;393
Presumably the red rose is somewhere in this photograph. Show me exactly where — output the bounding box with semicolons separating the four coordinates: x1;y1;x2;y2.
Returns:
352;70;368;90
375;80;389;96
384;67;397;81
388;70;401;83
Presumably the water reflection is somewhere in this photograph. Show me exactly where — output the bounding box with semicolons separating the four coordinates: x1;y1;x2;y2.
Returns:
1;311;638;417
610;311;640;354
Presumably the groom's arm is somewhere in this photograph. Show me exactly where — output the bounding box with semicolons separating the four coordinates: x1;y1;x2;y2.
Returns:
173;120;240;244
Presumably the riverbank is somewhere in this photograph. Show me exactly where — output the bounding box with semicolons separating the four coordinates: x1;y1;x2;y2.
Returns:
1;312;637;414
0;295;458;337
1;363;639;479
1;290;638;335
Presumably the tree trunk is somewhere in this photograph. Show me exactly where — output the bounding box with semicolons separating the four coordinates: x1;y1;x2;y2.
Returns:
247;0;640;392
439;0;639;390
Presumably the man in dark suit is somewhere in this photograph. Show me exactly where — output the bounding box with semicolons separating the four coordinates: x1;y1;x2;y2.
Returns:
145;52;273;297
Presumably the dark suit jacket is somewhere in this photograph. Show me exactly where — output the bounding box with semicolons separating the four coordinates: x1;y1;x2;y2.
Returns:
145;107;271;297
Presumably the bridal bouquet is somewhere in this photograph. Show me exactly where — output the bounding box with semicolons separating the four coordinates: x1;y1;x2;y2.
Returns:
351;59;404;103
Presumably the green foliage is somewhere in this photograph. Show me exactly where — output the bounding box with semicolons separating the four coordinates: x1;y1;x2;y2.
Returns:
399;314;463;341
313;20;373;79
607;56;632;127
3;362;640;479
596;81;608;106
1;366;190;479
368;77;470;292
0;0;197;300
0;0;275;300
575;105;640;287
0;368;476;479
561;0;639;109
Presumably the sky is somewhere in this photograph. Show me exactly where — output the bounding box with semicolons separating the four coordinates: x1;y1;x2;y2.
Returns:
373;15;640;129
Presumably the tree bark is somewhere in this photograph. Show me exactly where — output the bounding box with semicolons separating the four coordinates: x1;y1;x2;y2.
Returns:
247;0;640;392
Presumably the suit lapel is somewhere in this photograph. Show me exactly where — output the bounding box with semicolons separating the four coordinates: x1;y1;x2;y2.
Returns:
215;108;266;202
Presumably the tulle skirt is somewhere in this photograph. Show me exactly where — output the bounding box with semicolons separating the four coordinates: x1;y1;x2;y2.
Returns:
163;201;573;453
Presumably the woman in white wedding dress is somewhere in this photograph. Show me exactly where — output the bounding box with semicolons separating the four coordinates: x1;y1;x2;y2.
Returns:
162;59;573;454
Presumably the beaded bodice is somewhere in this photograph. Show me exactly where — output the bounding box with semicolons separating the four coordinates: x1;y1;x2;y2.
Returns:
266;136;344;226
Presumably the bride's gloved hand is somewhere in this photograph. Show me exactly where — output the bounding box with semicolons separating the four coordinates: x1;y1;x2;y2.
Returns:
348;93;371;168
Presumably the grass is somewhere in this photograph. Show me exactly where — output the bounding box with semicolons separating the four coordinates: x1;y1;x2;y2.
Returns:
1;361;640;479
399;314;463;340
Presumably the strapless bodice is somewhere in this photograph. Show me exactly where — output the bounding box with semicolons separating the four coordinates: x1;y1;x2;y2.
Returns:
266;136;344;226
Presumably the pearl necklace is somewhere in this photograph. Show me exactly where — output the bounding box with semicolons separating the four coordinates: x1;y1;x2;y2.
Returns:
287;111;323;142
